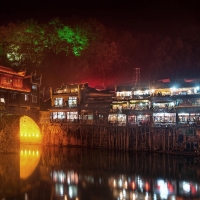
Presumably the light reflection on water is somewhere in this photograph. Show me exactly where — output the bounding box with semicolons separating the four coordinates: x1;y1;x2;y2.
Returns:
0;146;200;200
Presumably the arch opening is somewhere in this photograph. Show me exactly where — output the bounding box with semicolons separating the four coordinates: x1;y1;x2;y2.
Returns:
20;116;42;144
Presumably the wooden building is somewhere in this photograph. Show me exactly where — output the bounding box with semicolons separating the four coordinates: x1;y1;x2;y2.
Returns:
0;66;42;121
48;83;115;124
43;78;200;128
49;83;82;123
109;84;151;126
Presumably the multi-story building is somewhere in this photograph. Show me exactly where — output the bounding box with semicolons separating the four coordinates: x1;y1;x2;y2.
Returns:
108;79;200;127
0;65;42;121
49;83;82;123
109;84;151;126
46;78;200;128
48;83;115;124
147;80;200;127
150;81;177;127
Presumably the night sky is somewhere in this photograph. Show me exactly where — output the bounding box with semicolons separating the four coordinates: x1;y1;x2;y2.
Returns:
1;0;200;88
1;0;199;34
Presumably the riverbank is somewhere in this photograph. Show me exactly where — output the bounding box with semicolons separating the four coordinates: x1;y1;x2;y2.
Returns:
40;123;200;155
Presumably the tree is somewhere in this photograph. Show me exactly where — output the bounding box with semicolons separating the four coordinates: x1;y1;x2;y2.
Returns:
0;20;46;71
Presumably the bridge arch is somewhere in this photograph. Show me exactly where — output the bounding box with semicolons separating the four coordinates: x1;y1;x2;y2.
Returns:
19;116;42;179
20;115;42;144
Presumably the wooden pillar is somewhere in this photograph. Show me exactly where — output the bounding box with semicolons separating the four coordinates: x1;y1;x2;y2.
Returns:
172;128;176;150
123;128;126;150
80;126;83;147
163;129;165;151
92;125;94;148
145;127;147;150
136;128;138;151
149;128;152;151
152;128;155;151
126;128;129;150
167;129;170;151
100;126;102;149
121;129;123;150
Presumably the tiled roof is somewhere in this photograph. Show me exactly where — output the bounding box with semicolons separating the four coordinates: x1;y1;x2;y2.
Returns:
0;85;30;92
0;66;26;77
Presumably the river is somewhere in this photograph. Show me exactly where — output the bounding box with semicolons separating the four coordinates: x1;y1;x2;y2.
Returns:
0;145;200;200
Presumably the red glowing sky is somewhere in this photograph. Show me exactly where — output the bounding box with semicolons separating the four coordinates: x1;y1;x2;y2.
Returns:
1;0;200;89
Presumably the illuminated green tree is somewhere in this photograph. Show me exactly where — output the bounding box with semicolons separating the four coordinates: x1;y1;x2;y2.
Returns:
0;20;46;70
57;25;89;56
43;18;71;55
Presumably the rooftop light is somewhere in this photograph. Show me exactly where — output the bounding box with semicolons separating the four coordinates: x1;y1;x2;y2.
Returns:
170;87;176;91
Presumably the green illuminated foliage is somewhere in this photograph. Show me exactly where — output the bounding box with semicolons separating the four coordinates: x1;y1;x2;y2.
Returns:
57;26;88;56
0;20;46;69
0;17;121;85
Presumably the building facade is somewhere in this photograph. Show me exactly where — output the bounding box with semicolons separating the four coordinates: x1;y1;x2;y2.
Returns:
0;66;42;121
44;79;200;128
48;83;114;124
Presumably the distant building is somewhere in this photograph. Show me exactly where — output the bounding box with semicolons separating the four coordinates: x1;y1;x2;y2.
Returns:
41;78;200;128
47;83;114;124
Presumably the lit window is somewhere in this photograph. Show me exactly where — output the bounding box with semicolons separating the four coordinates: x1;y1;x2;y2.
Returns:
25;94;29;101
32;85;37;90
58;112;65;119
1;76;12;85
0;98;5;103
68;97;77;107
67;112;78;120
13;78;22;87
52;112;57;119
54;98;63;106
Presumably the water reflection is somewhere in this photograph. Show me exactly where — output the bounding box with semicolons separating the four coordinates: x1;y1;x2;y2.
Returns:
1;147;200;199
20;145;41;179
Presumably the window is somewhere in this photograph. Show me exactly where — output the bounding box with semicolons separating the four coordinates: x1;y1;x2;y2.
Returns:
32;95;37;103
13;78;22;88
67;112;78;121
12;93;16;99
52;112;57;119
1;76;12;85
58;112;65;119
25;94;29;101
68;97;77;107
54;98;63;106
32;85;37;90
0;98;5;103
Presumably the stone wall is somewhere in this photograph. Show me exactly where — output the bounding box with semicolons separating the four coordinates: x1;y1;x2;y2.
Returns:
0;115;20;153
41;123;81;147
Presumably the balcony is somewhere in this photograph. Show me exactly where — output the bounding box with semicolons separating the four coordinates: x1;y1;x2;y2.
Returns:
152;107;176;113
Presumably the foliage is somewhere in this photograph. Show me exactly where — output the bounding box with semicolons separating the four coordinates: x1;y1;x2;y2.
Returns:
0;17;200;87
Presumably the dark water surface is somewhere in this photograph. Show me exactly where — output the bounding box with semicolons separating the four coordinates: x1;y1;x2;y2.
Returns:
1;146;200;200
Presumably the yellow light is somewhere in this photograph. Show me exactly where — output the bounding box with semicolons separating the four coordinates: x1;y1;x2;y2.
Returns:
20;145;41;180
20;116;41;144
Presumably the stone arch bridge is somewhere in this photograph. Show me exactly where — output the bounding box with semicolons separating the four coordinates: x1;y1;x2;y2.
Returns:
0;114;42;153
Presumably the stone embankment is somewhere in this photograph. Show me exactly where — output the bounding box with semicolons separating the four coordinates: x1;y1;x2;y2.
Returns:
40;123;200;155
0;115;20;153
